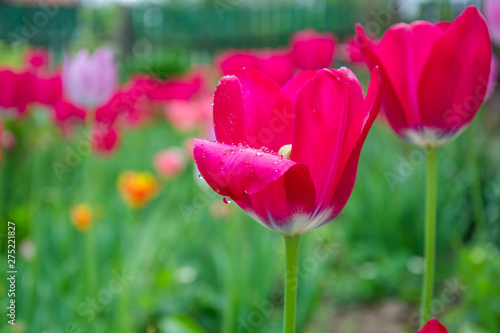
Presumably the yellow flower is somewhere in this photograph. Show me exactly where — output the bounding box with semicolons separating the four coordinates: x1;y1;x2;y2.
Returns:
70;203;92;231
118;171;160;209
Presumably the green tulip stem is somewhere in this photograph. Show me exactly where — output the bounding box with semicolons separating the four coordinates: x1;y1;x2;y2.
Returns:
420;146;437;326
283;235;300;333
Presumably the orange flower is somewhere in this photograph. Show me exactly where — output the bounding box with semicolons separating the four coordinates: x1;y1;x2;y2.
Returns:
118;171;160;208
70;203;92;231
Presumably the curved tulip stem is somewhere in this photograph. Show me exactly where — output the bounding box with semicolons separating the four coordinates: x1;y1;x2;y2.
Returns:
283;235;300;333
420;147;437;326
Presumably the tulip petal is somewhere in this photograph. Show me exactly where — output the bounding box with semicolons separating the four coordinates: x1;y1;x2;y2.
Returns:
418;6;491;132
236;164;316;235
269;70;316;151
418;318;448;333
213;68;281;149
213;75;248;145
327;67;382;220
356;24;409;134
409;21;446;83
291;69;347;210
193;139;311;201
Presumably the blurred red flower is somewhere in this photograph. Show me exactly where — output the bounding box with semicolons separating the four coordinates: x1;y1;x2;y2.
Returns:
289;29;337;70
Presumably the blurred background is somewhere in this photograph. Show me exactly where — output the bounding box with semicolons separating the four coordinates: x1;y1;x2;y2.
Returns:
0;0;499;332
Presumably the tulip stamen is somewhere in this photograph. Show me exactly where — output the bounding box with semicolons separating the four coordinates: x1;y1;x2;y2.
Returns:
278;144;292;159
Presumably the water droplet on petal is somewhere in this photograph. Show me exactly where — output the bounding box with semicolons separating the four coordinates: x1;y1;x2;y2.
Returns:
223;197;232;204
198;174;203;179
256;152;263;156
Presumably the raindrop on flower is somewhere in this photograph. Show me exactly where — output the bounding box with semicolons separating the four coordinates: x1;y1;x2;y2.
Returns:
198;174;203;179
256;152;263;156
223;197;232;204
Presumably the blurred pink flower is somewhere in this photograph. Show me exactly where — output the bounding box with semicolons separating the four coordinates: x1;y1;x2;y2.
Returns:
62;47;117;109
0;70;36;114
290;29;337;70
484;0;500;45
153;148;186;180
0;122;3;164
33;74;62;107
129;71;203;102
216;49;295;86
24;48;50;70
164;94;213;133
1;128;16;152
53;100;86;134
339;36;367;64
486;54;499;100
91;125;119;154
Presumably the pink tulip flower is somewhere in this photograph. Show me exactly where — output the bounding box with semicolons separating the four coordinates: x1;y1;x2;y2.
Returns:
164;94;213;133
194;67;382;235
217;49;296;86
356;6;492;146
289;29;337;70
129;71;202;102
62;47;117;109
53;100;86;132
24;48;50;70
91;125;119;154
485;0;500;45
486;55;499;100
419;319;448;333
33;74;62;107
153;148;186;180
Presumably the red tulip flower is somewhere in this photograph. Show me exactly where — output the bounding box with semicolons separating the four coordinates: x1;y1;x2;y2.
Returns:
24;48;50;71
194;67;382;235
53;100;86;135
290;29;337;70
91;125;119;154
419;319;448;333
356;6;492;147
216;49;296;86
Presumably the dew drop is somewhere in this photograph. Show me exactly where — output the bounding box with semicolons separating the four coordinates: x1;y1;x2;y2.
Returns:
198;174;203;179
256;152;263;156
223;197;232;204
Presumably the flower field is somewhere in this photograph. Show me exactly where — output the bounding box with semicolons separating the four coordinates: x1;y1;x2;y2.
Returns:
0;1;500;332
